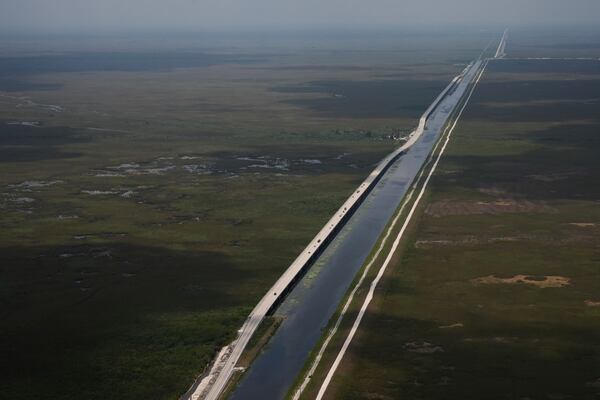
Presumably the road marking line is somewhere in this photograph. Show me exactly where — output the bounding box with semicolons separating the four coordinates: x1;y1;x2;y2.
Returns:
194;59;468;400
314;60;488;400
291;91;452;400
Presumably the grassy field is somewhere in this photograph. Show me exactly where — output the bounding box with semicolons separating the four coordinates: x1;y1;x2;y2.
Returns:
506;27;600;58
0;31;493;399
300;55;600;399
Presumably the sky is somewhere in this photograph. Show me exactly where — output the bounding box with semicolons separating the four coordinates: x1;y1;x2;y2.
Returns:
1;0;600;33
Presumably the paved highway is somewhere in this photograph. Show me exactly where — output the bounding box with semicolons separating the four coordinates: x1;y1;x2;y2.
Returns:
186;64;472;400
495;28;509;58
303;33;506;399
188;34;504;400
313;59;489;400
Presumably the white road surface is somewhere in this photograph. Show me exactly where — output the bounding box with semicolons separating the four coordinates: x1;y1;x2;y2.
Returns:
495;28;509;59
187;64;471;400
314;58;490;400
306;32;506;399
188;32;506;400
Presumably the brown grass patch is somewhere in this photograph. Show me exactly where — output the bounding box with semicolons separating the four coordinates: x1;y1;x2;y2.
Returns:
527;169;584;182
439;323;464;329
471;274;570;288
584;300;600;307
415;236;520;248
569;222;596;228
403;341;444;354
463;336;518;344
425;198;557;217
478;187;508;196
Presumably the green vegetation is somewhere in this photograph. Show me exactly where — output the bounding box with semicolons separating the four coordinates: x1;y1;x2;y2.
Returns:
0;33;491;399
507;28;600;58
305;58;600;399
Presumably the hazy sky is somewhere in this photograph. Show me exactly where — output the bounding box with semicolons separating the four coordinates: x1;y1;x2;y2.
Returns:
1;0;600;33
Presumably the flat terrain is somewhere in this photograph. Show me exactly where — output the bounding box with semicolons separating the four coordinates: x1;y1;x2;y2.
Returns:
306;56;600;399
507;27;600;58
0;31;490;399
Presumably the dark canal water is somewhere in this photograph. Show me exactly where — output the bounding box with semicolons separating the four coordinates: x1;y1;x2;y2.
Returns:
230;61;482;400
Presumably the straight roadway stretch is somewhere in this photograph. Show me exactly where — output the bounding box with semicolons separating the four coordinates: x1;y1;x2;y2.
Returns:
188;36;501;400
495;28;509;58
313;59;489;400
308;30;506;400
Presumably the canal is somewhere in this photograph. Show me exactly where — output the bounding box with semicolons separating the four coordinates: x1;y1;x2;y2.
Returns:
230;60;482;400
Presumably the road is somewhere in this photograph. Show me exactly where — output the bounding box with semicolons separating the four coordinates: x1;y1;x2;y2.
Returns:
495;28;509;58
186;64;473;400
188;32;507;400
300;32;507;399
313;58;489;400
